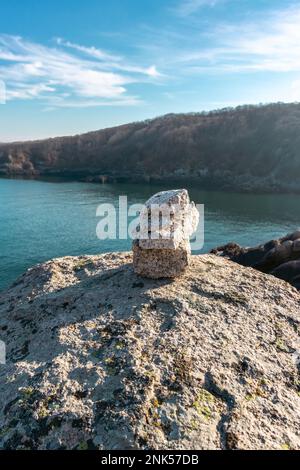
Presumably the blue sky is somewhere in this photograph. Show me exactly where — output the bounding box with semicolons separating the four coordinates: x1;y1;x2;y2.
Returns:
1;0;300;141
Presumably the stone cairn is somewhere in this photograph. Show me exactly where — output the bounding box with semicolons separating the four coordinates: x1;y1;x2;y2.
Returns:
133;189;199;278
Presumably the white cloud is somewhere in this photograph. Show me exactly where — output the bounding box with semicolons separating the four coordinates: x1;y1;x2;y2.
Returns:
6;83;56;100
175;0;224;16
56;38;162;77
0;35;161;108
56;38;121;61
175;4;300;74
44;96;142;111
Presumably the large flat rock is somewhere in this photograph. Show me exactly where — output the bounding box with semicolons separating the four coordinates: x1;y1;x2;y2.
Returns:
0;253;300;450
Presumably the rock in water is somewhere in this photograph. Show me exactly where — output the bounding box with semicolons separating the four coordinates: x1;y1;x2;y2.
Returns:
211;229;300;290
1;253;300;450
133;189;199;278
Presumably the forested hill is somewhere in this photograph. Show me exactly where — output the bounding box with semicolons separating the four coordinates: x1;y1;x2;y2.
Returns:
1;102;300;192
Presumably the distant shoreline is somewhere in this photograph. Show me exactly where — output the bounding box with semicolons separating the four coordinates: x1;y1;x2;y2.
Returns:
1;104;300;195
1;174;300;194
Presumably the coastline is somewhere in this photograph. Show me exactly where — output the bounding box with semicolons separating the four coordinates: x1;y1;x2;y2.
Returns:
1;174;300;194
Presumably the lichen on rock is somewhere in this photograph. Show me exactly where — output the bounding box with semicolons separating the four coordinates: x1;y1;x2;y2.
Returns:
0;252;300;449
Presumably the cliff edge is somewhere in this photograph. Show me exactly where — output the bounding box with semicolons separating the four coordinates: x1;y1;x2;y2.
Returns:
0;253;300;450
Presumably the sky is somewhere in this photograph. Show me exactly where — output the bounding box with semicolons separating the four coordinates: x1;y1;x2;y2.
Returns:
1;0;300;141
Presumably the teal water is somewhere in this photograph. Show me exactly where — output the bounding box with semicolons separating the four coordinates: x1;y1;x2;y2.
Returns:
1;178;300;292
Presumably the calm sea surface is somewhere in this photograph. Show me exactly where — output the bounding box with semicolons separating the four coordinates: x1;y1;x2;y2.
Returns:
1;177;300;291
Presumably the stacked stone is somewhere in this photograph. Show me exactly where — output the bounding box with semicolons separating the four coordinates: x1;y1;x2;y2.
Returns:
133;189;199;278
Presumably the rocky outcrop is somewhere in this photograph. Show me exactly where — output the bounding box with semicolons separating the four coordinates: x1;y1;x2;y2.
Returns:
1;253;300;450
211;230;300;290
133;189;199;278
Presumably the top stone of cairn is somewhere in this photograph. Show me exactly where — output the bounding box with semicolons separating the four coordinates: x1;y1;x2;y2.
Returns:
132;189;199;278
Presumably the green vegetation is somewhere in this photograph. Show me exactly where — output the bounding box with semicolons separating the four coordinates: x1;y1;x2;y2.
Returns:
192;389;217;421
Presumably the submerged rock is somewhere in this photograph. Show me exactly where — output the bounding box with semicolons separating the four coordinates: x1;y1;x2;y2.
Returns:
211;230;300;290
0;253;300;450
133;189;199;278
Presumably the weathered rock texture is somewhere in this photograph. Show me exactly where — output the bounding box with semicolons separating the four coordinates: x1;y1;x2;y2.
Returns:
211;230;300;290
1;253;300;450
133;189;199;278
133;240;190;279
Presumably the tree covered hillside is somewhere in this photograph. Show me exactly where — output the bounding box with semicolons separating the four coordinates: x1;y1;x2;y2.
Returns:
1;102;300;192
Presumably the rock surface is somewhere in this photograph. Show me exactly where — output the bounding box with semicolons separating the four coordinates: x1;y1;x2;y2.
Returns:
133;189;199;278
1;253;300;450
211;230;300;290
133;240;190;279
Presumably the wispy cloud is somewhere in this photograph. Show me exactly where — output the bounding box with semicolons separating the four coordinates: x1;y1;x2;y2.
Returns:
56;38;122;62
174;0;224;16
1;2;300;113
56;38;162;77
174;4;300;74
0;35;161;108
